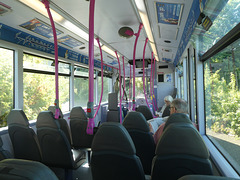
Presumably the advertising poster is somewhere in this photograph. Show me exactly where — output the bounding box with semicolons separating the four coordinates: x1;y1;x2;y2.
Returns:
58;35;83;48
20;18;63;38
156;2;182;25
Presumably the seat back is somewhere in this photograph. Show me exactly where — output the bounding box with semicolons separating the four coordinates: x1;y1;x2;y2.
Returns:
91;122;145;180
0;159;58;180
178;175;240;180
7;109;42;161
136;105;153;120
122;111;155;175
70;106;93;149
36;111;75;168
152;123;213;180
0;137;12;160
107;93;120;122
48;106;72;145
163;113;192;131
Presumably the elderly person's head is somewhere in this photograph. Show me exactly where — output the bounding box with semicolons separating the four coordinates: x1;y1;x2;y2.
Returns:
170;98;188;115
164;95;173;106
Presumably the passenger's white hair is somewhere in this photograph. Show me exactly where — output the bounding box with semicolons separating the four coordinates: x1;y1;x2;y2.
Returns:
164;95;173;102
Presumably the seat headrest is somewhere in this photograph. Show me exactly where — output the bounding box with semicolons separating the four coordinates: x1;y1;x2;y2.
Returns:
92;122;136;155
164;113;192;130
36;111;60;129
48;106;64;118
122;112;149;132
136;105;153;120
156;123;209;159
7;109;29;127
70;106;87;120
108;93;118;111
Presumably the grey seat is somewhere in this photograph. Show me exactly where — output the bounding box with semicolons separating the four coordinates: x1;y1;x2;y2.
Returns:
36;111;86;180
91;122;145;180
48;106;72;145
178;175;240;180
70;106;93;164
7;109;42;161
136;105;153;120
106;93;120;122
0;159;58;180
163;113;193;130
0;136;12;160
122;111;155;175
151;123;213;180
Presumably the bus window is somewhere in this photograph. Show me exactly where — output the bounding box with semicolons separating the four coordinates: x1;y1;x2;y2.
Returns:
204;38;240;173
23;54;70;120
74;66;97;107
0;47;14;127
97;76;111;103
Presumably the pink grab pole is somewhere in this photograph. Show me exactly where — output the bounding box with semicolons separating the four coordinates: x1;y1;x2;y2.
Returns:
153;57;158;110
142;38;150;108
120;56;126;104
42;0;59;119
143;39;156;118
86;0;95;134
115;51;122;123
94;38;104;119
132;23;143;111
150;52;156;113
129;65;132;110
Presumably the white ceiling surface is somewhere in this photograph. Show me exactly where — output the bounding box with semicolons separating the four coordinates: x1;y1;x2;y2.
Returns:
0;0;193;76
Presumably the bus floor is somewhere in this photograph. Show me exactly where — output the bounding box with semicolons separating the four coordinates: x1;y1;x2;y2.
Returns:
50;160;92;180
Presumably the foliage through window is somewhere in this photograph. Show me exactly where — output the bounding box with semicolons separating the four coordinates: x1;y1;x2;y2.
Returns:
0;48;14;127
23;54;70;120
204;38;240;173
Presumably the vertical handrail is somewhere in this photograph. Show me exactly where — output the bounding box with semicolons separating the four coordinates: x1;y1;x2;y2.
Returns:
42;0;59;119
120;56;126;104
87;0;95;134
153;57;158;110
129;65;132;110
94;38;103;119
151;52;156;113
115;51;122;123
132;23;143;111
142;38;151;108
143;39;156;118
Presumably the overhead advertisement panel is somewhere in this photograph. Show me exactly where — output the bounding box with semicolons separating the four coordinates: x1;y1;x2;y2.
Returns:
20;18;63;39
156;2;182;25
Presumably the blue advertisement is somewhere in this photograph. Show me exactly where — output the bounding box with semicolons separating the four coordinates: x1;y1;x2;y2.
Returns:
0;23;112;71
156;2;182;25
173;0;207;66
58;35;83;48
20;19;63;39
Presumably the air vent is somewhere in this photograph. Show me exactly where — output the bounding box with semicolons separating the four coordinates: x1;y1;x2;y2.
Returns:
159;65;168;69
0;2;12;16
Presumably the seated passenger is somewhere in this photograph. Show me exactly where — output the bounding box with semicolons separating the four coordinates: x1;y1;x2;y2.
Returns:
152;98;197;144
157;95;173;117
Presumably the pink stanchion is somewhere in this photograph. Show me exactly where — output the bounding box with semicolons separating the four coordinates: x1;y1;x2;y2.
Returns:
153;57;158;110
151;52;157;113
42;0;59;119
129;65;132;110
94;38;104;119
142;38;156;118
115;51;122;123
132;23;143;111
86;0;96;135
120;56;126;105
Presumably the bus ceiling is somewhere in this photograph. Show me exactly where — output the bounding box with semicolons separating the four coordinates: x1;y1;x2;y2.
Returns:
0;0;221;69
